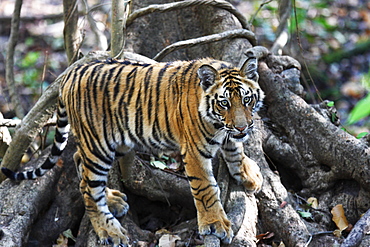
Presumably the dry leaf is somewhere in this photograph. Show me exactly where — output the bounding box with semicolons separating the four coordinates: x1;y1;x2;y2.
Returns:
272;241;285;247
331;204;349;233
158;234;181;247
278;241;286;247
307;197;318;209
256;231;274;243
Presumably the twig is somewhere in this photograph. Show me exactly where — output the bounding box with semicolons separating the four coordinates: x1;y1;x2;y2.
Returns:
6;0;24;118
304;231;334;247
249;0;273;26
153;29;256;61
126;0;250;30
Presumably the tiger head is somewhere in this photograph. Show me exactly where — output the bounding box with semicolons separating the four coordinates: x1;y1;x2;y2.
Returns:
197;59;264;142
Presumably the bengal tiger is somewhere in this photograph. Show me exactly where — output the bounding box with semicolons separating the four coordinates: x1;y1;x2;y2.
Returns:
2;53;264;246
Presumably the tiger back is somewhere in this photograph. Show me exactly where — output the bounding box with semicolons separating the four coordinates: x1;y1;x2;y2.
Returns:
2;56;264;246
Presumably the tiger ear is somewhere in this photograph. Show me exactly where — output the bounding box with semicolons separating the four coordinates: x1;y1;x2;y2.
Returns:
240;56;259;82
197;64;219;91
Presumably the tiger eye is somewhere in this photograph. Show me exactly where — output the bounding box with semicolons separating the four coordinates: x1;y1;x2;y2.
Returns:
219;100;229;107
243;96;252;105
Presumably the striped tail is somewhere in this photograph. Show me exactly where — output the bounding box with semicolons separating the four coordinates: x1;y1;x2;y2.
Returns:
1;99;70;180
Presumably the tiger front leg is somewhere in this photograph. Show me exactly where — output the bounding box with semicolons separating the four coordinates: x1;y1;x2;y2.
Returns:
221;141;263;192
184;155;234;244
80;167;129;246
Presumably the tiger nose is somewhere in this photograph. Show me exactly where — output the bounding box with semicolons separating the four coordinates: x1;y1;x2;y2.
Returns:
235;125;247;132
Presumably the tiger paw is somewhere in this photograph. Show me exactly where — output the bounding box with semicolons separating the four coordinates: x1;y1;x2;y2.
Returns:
241;157;263;193
198;213;234;244
92;213;129;247
106;188;129;217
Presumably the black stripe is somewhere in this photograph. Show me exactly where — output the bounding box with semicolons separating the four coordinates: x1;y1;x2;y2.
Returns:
126;67;138;104
197;147;213;159
87;179;106;188
192;183;218;196
102;68;116;151
144;66;154;119
41;159;56;169
205;192;219;209
83;161;109;176
187;176;201;181
113;64;126;99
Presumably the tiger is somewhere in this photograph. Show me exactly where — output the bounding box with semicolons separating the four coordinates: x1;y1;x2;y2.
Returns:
2;53;264;246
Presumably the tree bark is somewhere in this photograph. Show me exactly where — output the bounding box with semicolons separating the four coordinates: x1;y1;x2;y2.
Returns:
63;0;81;64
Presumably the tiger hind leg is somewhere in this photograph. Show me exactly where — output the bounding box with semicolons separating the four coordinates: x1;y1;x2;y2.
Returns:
80;175;129;246
77;148;129;246
222;141;263;192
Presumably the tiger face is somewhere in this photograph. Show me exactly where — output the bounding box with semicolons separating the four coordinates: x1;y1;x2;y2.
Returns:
197;64;264;142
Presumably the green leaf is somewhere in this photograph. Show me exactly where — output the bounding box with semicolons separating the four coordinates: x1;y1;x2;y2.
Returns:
150;160;167;170
297;210;312;219
356;132;368;139
347;94;370;125
63;229;76;242
327;101;335;107
20;51;41;68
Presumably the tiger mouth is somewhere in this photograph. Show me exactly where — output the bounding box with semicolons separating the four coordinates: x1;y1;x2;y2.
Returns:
232;133;247;139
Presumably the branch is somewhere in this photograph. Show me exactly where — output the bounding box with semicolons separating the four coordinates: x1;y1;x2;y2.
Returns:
6;0;24;118
153;29;256;61
126;0;250;30
111;0;131;58
63;0;81;64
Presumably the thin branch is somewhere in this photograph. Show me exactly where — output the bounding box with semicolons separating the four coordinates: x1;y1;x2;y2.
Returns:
249;0;273;26
126;0;250;30
6;0;24;119
63;0;82;64
111;0;131;58
153;29;256;61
